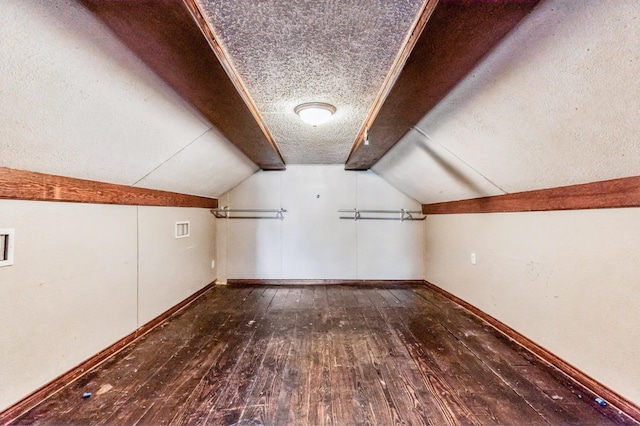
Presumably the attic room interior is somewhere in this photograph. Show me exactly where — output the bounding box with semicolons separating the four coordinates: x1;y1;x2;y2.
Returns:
1;0;639;424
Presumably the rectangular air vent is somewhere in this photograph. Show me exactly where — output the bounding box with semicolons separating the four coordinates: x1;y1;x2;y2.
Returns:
175;221;190;238
0;229;15;267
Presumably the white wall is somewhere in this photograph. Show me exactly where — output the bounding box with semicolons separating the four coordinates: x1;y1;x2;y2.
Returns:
0;0;257;197
138;207;216;324
424;209;640;406
368;0;640;407
0;200;216;411
216;165;423;281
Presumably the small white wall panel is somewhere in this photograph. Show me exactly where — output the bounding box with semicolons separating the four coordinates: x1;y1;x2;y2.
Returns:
0;200;138;410
226;171;283;279
281;166;357;279
356;171;423;279
137;207;216;325
220;166;424;280
424;209;640;405
134;128;258;198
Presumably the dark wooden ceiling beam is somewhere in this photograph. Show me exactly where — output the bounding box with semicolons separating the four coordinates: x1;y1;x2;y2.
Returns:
79;0;285;170
345;0;541;170
346;0;439;165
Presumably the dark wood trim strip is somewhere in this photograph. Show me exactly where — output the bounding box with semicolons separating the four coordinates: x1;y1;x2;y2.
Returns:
227;279;425;286
423;280;640;423
422;175;640;214
0;282;217;424
0;168;218;208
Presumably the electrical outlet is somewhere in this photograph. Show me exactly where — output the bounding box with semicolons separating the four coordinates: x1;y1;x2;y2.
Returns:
211;260;215;269
470;253;476;265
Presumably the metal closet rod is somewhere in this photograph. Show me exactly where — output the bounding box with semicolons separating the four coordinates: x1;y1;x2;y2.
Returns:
211;206;287;220
338;208;426;221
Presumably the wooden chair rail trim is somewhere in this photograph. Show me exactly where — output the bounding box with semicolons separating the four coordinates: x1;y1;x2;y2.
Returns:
0;168;218;208
423;280;640;423
422;175;640;214
0;282;217;424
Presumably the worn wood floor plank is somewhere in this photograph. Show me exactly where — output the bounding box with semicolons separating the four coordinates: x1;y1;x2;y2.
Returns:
361;306;482;426
236;309;297;425
307;325;334;425
412;286;632;425
408;293;585;423
381;306;549;425
328;308;376;425
10;283;636;426
175;288;272;426
136;290;276;425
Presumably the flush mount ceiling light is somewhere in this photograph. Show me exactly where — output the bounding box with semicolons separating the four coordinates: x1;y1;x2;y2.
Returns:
294;102;336;126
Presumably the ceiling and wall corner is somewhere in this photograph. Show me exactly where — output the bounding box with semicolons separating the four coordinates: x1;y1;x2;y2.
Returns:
68;0;538;173
345;0;541;170
373;0;640;204
194;0;429;164
2;0;638;202
0;0;257;198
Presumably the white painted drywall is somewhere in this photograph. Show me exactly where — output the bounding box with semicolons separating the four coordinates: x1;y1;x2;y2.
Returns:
0;200;137;410
374;0;640;203
369;0;640;409
217;165;423;280
0;0;257;197
0;200;216;411
424;209;640;405
138;207;216;325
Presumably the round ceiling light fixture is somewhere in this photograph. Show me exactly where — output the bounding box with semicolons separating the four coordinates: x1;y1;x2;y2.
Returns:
294;102;336;126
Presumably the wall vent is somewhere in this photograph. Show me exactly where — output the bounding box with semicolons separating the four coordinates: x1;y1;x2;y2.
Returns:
175;221;190;238
0;229;15;267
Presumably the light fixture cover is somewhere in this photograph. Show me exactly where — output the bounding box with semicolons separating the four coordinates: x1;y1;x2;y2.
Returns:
295;102;336;126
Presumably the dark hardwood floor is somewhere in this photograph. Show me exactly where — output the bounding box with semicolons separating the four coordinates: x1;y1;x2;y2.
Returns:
10;284;637;425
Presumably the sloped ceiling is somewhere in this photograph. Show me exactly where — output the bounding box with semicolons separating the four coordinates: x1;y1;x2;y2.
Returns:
74;0;539;172
0;0;258;197
373;0;640;204
194;0;426;164
6;0;635;204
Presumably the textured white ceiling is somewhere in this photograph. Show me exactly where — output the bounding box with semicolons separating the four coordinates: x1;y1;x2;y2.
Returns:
196;0;425;164
374;0;640;204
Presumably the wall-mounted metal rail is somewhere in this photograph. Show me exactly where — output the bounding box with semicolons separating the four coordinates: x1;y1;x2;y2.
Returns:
338;209;425;221
211;206;287;220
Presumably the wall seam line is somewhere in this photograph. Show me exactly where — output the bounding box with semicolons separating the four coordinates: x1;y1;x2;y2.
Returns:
280;172;284;279
131;126;213;186
225;193;229;283
355;172;359;280
412;126;508;194
136;206;140;328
